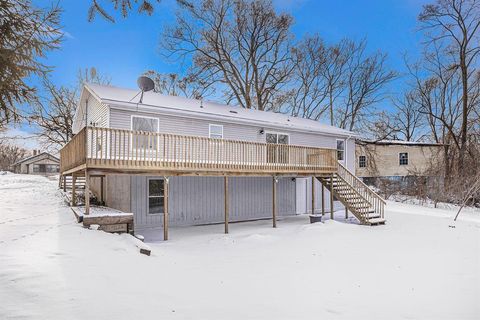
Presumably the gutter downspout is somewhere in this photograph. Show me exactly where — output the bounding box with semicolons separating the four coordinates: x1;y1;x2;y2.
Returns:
344;133;356;173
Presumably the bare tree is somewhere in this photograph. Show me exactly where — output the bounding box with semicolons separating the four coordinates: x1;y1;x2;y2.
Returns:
392;90;425;141
0;0;62;129
143;71;214;99
88;0;157;22
87;0;194;22
162;0;295;111
30;81;77;149
30;68;110;150
368;111;398;141
323;39;354;126
0;142;27;171
336;39;397;131
287;35;329;120
419;0;480;170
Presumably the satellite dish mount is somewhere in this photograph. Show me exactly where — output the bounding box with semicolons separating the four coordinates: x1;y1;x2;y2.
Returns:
136;76;155;103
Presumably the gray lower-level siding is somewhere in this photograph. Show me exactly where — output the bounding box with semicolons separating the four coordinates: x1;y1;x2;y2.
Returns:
131;176;296;232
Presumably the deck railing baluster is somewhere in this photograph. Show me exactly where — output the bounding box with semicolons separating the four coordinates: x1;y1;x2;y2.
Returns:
60;126;342;177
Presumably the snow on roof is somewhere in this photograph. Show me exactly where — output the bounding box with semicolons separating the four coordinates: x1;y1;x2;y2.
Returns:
13;152;59;166
358;139;444;146
85;83;356;137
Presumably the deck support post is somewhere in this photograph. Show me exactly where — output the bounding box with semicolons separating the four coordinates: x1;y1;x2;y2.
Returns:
100;176;104;204
272;176;278;228
330;174;334;220
224;176;229;234
321;180;325;215
163;176;169;241
311;176;315;215
345;207;348;219
85;170;90;215
63;175;67;192
71;174;77;207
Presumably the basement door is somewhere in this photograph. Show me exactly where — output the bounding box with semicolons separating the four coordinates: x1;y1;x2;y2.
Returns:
295;178;308;214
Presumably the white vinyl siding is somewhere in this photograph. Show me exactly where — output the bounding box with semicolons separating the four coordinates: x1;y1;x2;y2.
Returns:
73;91;109;133
108;107;356;171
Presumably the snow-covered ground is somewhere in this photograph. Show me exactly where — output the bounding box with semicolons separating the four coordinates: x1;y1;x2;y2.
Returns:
1;173;479;319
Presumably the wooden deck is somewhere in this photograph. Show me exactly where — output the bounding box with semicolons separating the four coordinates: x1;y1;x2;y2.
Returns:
60;127;385;238
60;127;339;176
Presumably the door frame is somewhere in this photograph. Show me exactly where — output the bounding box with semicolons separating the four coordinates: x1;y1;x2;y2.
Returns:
295;177;308;214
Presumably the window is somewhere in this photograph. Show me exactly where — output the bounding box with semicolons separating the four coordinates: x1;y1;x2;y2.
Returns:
131;116;159;149
148;179;164;215
266;133;289;163
336;140;345;161
266;133;289;144
359;155;366;168
399;152;408;166
46;164;59;173
33;164;46;173
209;124;223;139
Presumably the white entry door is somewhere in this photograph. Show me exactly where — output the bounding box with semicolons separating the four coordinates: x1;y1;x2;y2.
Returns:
295;178;308;214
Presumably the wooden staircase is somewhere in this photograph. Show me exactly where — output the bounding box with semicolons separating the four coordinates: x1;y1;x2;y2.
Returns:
59;175;86;191
317;163;386;225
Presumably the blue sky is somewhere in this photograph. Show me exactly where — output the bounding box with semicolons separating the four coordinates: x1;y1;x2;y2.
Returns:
9;0;430;148
42;0;428;89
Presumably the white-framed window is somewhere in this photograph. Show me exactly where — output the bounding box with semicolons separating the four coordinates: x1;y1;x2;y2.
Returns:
336;139;345;161
399;152;408;166
266;132;289;163
358;155;366;168
209;124;223;139
148;178;164;215
266;132;289;144
131;115;159;149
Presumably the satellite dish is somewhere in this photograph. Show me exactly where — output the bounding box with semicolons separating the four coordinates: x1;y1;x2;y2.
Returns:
136;76;155;103
137;76;155;92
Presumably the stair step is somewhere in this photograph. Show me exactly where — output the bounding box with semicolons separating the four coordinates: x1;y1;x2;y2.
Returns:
367;218;386;225
365;213;381;219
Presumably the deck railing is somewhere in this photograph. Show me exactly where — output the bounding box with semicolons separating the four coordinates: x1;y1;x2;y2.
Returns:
60;126;338;175
337;162;386;219
60;127;87;173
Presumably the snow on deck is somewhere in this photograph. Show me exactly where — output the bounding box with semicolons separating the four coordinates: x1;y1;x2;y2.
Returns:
1;173;479;320
71;206;132;217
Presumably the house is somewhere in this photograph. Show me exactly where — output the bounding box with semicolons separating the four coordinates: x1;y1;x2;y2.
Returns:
59;83;386;240
355;139;444;185
12;151;60;175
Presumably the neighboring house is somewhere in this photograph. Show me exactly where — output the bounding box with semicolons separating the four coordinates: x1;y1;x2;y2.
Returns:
355;139;443;184
12;151;60;176
60;83;385;239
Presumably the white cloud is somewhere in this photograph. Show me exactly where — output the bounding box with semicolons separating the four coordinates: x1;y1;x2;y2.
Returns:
0;127;42;151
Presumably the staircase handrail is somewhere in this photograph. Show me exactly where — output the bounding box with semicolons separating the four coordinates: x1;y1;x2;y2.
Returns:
337;163;386;204
337;162;386;219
